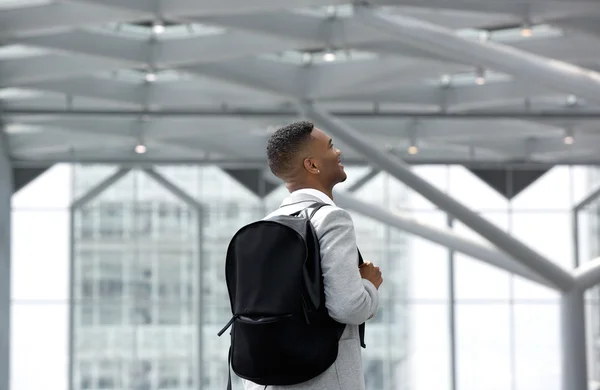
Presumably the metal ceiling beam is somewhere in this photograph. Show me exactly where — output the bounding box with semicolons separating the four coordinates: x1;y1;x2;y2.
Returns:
92;0;339;17
303;102;575;291
11;154;600;167
354;6;600;105
0;2;147;37
370;0;599;21
573;257;600;291
306;58;464;100
180;59;306;98
14;78;283;107
4;107;600;119
334;191;557;289
10;73;582;114
0;55;128;86
261;167;556;287
15;31;148;64
12;30;299;68
20;78;145;105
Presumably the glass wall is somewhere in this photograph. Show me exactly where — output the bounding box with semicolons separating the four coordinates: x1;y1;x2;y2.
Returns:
10;163;599;390
580;168;600;390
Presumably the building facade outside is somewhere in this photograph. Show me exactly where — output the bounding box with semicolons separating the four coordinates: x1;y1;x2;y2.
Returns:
69;165;411;390
14;162;588;390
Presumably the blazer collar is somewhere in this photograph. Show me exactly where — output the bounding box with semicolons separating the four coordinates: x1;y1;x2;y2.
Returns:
280;188;336;207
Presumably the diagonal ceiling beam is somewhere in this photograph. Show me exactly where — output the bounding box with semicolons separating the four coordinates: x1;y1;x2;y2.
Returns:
12;29;300;68
0;54;129;86
16;77;284;107
14;31;148;64
333;191;557;289
154;31;295;66
306;57;465;100
79;0;342;16
370;0;599;21
0;2;148;38
21;78;145;105
12;69;562;112
69;0;154;13
303;102;575;291
181;59;305;98
354;6;600;105
262;169;556;288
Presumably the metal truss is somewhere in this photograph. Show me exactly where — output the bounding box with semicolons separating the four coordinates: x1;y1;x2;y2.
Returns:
2;1;600;164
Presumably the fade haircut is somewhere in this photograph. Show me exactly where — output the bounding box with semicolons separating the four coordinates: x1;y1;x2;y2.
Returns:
267;121;314;178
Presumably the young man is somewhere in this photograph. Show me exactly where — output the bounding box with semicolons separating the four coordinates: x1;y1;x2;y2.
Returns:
243;121;383;390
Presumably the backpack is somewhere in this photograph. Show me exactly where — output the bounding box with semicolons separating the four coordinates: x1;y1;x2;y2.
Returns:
218;202;365;389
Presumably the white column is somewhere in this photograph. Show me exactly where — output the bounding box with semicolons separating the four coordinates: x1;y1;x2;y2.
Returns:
0;132;12;390
561;288;587;390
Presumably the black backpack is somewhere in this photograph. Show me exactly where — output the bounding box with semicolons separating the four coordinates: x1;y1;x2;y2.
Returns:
218;202;365;389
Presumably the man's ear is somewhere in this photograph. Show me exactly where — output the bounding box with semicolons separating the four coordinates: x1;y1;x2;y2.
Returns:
303;158;320;174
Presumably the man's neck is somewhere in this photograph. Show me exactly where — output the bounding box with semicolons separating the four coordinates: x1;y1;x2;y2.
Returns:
286;182;333;201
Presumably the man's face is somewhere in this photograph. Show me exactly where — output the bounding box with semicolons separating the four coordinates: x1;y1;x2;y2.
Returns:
307;127;347;185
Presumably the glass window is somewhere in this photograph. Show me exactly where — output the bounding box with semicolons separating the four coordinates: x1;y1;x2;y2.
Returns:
98;279;123;298
456;304;511;390
133;201;153;237
159;304;181;325
98;303;122;325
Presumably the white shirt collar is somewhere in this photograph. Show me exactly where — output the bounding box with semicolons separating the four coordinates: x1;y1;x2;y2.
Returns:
291;188;336;206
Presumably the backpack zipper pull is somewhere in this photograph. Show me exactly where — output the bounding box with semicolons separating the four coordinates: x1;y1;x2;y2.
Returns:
218;315;238;336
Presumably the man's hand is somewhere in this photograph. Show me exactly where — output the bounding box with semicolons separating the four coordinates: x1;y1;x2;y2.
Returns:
359;261;383;290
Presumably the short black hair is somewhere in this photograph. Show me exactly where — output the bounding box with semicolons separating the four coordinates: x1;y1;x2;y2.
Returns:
267;121;314;178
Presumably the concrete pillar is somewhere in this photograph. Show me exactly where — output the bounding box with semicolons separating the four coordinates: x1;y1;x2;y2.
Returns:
0;132;12;390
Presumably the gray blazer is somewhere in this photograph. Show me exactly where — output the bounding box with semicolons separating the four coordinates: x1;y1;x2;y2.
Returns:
243;191;380;390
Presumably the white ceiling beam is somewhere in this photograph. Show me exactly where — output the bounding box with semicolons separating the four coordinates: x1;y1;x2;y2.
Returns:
9;137;129;157
68;0;155;13
7;14;600;97
0;2;147;38
3;110;569;154
21;78;145;105
72;0;341;16
322;79;548;108
553;16;600;39
6;117;257;158
7;74;560;111
0;54;129;86
306;58;466;99
14;31;149;64
160;0;340;17
355;6;600;105
181;59;306;98
201;11;600;65
11;29;301;67
154;31;296;66
9;68;567;111
17;77;284;107
80;0;599;21
370;0;600;21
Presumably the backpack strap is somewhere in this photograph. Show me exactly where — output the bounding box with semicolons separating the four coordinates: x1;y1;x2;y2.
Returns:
357;249;366;349
308;202;330;219
283;201;366;348
284;201;330;218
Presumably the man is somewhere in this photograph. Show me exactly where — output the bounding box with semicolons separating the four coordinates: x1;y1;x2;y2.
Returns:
243;121;383;390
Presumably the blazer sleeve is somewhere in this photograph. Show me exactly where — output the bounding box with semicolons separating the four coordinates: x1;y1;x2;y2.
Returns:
314;207;379;325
